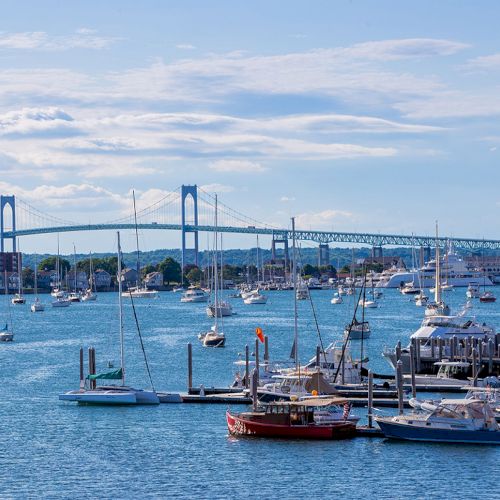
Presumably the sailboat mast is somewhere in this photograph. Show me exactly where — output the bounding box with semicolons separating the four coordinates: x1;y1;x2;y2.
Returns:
34;255;38;297
434;222;441;304
73;244;77;292
133;190;141;288
117;232;125;385
292;217;299;370
214;195;219;331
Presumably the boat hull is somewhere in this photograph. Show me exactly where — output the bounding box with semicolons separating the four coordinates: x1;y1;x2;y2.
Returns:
226;411;356;439
376;418;500;444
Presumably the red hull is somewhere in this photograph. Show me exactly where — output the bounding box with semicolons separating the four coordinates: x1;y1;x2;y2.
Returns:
226;411;356;440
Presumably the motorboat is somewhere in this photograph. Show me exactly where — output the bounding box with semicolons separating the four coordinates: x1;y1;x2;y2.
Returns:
400;282;420;295
181;287;208;303
30;297;45;312
206;300;233;317
198;325;225;347
376;399;500;444
226;398;357;439
414;292;428;307
382;313;496;372
404;361;475;387
376;248;492;288
441;283;454;292
11;293;26;305
257;372;339;402
51;288;65;298
52;296;71;308
466;283;481;299
243;291;268;305
122;286;159;299
480;291;496;303
358;298;378;308
241;288;258;300
172;286;185;293
81;289;97;301
331;294;343;304
337;285;347;296
0;324;13;342
59;231;162;405
344;318;371;340
68;291;82;303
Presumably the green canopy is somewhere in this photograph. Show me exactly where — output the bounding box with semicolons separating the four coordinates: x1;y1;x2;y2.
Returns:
87;368;123;380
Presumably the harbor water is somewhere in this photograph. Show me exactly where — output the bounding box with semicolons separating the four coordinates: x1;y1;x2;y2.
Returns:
1;289;499;498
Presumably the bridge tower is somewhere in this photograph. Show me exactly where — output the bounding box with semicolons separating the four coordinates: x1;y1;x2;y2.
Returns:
181;185;199;269
271;233;289;267
0;195;16;252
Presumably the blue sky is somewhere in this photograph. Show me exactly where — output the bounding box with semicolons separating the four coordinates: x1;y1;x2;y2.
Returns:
1;0;500;254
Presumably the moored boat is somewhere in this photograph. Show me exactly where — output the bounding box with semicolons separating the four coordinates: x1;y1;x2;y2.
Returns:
376;399;500;444
226;397;357;439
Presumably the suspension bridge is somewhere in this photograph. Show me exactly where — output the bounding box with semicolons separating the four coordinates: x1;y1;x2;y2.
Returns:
1;185;499;266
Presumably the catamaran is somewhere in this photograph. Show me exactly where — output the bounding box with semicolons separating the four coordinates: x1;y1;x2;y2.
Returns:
59;232;162;405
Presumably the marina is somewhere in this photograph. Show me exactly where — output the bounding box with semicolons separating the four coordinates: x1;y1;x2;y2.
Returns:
2;280;500;496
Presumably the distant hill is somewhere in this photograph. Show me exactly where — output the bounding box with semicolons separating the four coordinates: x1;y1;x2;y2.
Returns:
19;245;496;271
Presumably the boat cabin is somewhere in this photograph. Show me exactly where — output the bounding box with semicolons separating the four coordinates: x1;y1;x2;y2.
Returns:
435;361;471;381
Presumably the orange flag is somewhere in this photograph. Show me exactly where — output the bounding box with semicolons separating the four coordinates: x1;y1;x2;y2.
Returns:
255;327;264;343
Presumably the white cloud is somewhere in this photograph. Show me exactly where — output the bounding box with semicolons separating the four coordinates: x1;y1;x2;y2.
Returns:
0;107;75;136
280;196;296;202
199;183;235;193
176;44;196;50
0;30;118;51
465;53;500;71
209;160;266;173
296;209;353;229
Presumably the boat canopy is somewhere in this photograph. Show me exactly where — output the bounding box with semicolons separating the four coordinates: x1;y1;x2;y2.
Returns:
293;397;348;407
87;368;123;380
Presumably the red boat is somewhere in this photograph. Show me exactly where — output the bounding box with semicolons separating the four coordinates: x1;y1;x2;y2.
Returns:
480;291;496;303
226;397;357;440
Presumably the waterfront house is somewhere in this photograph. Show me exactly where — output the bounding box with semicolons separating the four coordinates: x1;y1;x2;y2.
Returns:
144;271;163;289
120;268;139;287
94;269;111;289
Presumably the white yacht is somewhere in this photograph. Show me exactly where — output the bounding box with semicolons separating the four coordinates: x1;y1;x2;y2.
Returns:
181;287;208;303
377;248;492;288
122;286;159;299
383;314;496;372
466;282;481;299
243;291;268;304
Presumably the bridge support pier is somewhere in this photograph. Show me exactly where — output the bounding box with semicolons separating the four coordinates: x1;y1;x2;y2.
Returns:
371;245;383;259
0;195;16;252
181;185;199;269
420;246;431;266
318;244;330;267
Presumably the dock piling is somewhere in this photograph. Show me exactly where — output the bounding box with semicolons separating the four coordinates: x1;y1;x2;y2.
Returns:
251;368;258;411
472;348;478;387
316;345;320;370
488;339;494;374
187;343;193;391
396;360;404;415
367;370;373;428
409;344;416;399
79;347;84;389
255;339;259;386
264;335;269;363
245;344;249;389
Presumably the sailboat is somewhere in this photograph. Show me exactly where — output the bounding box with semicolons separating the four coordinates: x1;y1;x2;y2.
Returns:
31;256;45;312
82;252;97;301
59;232;161;404
199;195;225;347
11;248;26;305
425;223;450;317
206;232;232;317
345;275;371;340
479;243;496;303
122;191;159;299
68;244;82;302
0;271;14;341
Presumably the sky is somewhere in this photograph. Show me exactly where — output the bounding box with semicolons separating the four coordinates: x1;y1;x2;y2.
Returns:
1;0;500;255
